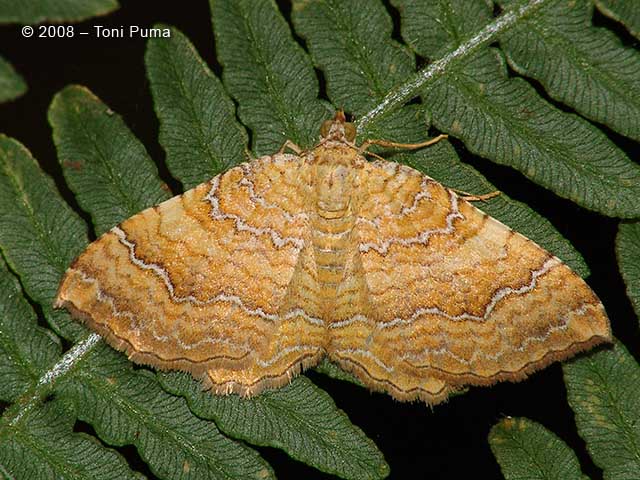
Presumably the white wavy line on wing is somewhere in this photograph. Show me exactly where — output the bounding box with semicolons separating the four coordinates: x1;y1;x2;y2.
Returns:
359;190;463;254
329;257;561;329
205;175;305;250
238;161;309;222
401;303;594;367
111;226;325;327
334;348;395;372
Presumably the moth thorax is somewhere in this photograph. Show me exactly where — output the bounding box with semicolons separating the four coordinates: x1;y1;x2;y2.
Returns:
312;163;359;217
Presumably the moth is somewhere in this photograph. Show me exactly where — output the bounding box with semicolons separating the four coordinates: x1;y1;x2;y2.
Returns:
55;112;611;404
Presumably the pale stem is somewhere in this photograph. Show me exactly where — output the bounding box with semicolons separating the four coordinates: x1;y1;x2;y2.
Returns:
356;0;551;133
2;333;102;427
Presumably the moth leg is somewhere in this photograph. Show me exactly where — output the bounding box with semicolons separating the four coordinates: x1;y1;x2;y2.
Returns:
278;140;304;155
358;134;448;154
455;190;501;202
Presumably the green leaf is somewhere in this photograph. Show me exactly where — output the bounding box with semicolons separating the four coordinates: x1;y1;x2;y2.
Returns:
159;371;389;480
0;257;60;403
0;135;87;340
291;0;423;143
49;85;170;236
393;0;640;218
595;0;640;40
489;417;588;480
428;48;640;218
145;24;248;190
390;0;494;61
357;0;552;130
0;55;26;103
563;340;640;478
293;0;587;275
210;0;332;155
55;344;274;480
500;0;640;142
292;0;415;117
0;0;118;23
617;221;640;322
0;400;141;480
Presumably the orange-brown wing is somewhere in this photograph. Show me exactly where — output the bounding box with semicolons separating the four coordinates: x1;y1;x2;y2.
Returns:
55;154;326;396
329;160;610;405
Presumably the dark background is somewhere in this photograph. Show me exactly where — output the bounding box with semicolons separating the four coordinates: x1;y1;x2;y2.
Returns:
0;1;639;479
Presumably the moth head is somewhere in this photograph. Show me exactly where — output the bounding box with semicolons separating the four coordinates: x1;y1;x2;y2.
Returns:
320;111;356;143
